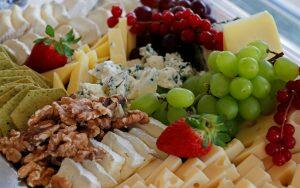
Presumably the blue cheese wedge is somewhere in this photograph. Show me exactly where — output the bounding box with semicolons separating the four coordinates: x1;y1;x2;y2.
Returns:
90;139;125;181
101;132;146;180
56;158;100;188
157;67;182;89
89;61;122;82
77;83;105;100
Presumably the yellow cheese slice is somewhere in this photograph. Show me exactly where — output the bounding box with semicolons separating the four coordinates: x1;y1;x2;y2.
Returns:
79;44;90;53
263;156;274;170
175;158;206;179
131;181;148;188
137;158;163;180
127;29;136;58
67;60;90;94
108;28;126;64
41;62;78;85
116;18;128;54
95;41;110;58
224;11;282;54
87;50;98;69
73;50;89;64
200;145;230;166
92;34;108;49
53;72;66;93
180;167;209;188
292;153;300;164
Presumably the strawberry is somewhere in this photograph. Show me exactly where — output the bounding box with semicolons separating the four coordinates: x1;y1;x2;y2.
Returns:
25;25;80;73
156;114;230;158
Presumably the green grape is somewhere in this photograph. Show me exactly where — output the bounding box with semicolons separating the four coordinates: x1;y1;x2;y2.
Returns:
229;77;253;100
225;119;240;137
258;60;276;81
130;93;160;115
182;76;201;95
251;76;271;99
207;51;220;72
237;46;261;61
167;105;187;123
270;79;286;96
239;97;261;120
197;95;217;114
216;51;238;77
259;96;276;115
216;96;239;120
152;102;169;124
210;73;230;98
238;57;259;79
274;57;299;81
182;72;211;96
167;88;195;108
248;40;269;60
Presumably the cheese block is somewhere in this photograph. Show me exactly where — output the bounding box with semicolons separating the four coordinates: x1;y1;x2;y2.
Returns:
67;60;90;94
290;164;300;187
217;179;234;188
116;18;128;53
223;11;282;54
82;160;118;188
292;153;300;164
180;166;209;188
200;145;230;166
92;34;108;49
145;155;182;185
237;154;265;177
235;178;256;188
153;168;184;188
53;72;66;92
175;158;206;179
243;166;272;187
108;28;126;64
225;138;245;161
115;174;145;188
101;132;146;180
137;158;163;180
135;118;167;138
90;139;125;181
95;41;110;58
268;160;296;186
87;50;98;69
42;62;78;85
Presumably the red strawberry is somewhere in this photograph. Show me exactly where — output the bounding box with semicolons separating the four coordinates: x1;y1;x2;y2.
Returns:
157;114;230;158
25;25;80;73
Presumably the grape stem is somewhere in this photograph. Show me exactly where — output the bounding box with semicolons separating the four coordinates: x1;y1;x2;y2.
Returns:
267;49;284;64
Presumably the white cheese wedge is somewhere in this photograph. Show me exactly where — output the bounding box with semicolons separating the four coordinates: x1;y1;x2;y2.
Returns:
3;39;30;65
243;166;272;187
235;178;256;188
200;145;230;167
225;138;245;161
0;10;15;43
23;5;47;35
69;17;100;45
268;160;296;186
90;139;125;181
11;5;29;37
217;179;234;188
56;158;100;188
153;168;184;188
41;3;59;28
223;11;282;54
237;154;265;177
129;128;168;159
135;118;167;138
137;158;163;180
290;164;300;187
19;32;40;50
82;160;117;188
101;132;145;180
180;166;209;188
51;1;70;24
88;8;110;35
116;174;145;188
108;28;126;64
175;158;206;179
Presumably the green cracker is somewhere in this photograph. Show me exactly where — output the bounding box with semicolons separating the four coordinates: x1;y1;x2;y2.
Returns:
11;88;67;130
2;77;38;87
0;45;17;63
0;84;34;107
0;59;16;70
0;76;33;85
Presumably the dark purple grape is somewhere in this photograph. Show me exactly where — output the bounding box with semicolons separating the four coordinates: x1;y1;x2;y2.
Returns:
162;34;179;53
134;6;152;21
205;15;216;23
141;0;159;8
176;0;191;8
136;33;154;47
129;48;142;60
191;0;207;17
159;0;175;11
169;6;186;13
204;2;211;14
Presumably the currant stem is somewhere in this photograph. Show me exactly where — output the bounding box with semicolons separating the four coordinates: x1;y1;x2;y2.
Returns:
280;92;295;139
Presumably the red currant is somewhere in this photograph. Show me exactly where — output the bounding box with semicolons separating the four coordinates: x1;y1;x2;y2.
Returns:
152;12;162;21
176;0;191;8
293;95;300;109
150;22;160;34
126;13;137;26
277;89;290;103
181;29;195;43
107;16;119;28
286;80;300;92
162;10;175;23
111;6;123;18
282;136;296;149
159;23;170;36
265;142;281;156
272;152;287;166
175;11;184;20
199;19;211;31
215;32;223;50
282;149;292;161
159;0;175;11
274;111;286;125
182;9;193;19
130;23;144;34
266;126;281;143
283;123;295;136
277;102;288;112
189;14;202;29
141;0;159;8
196;31;213;44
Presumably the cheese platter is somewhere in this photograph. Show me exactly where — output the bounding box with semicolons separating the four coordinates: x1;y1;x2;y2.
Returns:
0;0;300;187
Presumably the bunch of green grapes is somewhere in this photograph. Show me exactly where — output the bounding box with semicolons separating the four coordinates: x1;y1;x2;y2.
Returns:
199;40;299;121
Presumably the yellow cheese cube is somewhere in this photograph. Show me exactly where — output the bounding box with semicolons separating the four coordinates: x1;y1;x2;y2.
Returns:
79;44;90;53
225;138;245;161
67;60;90;94
115;174;145;188
175;158;206;179
127;29;136;57
132;181;148;188
95;41;110;58
223;11;282;54
217;179;234;188
137;158;163;180
87;50;98;69
180;166;209;188
200;145;230;166
145;155;182;185
41;62;78;85
237;154;265;177
290;164;300;187
116;18;128;53
108;28;126;64
73;50;89;64
292;153;300;164
53;72;66;92
263;156;274;170
91;34;108;49
153;168;184;188
235;178;256;188
243;166;272;187
268;160;296;186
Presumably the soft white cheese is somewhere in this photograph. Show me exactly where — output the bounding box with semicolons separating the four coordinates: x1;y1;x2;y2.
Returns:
77;83;105;100
157;67;182;89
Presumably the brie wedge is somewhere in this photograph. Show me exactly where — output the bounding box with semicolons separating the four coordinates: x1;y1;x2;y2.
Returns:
23;5;47;35
19;32;41;49
0;10;15;43
101;132;145;180
3;39;30;65
11;5;29;37
41;3;59;28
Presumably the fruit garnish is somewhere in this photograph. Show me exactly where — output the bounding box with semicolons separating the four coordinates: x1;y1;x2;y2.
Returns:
25;25;80;73
156;114;230;158
265;80;300;166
